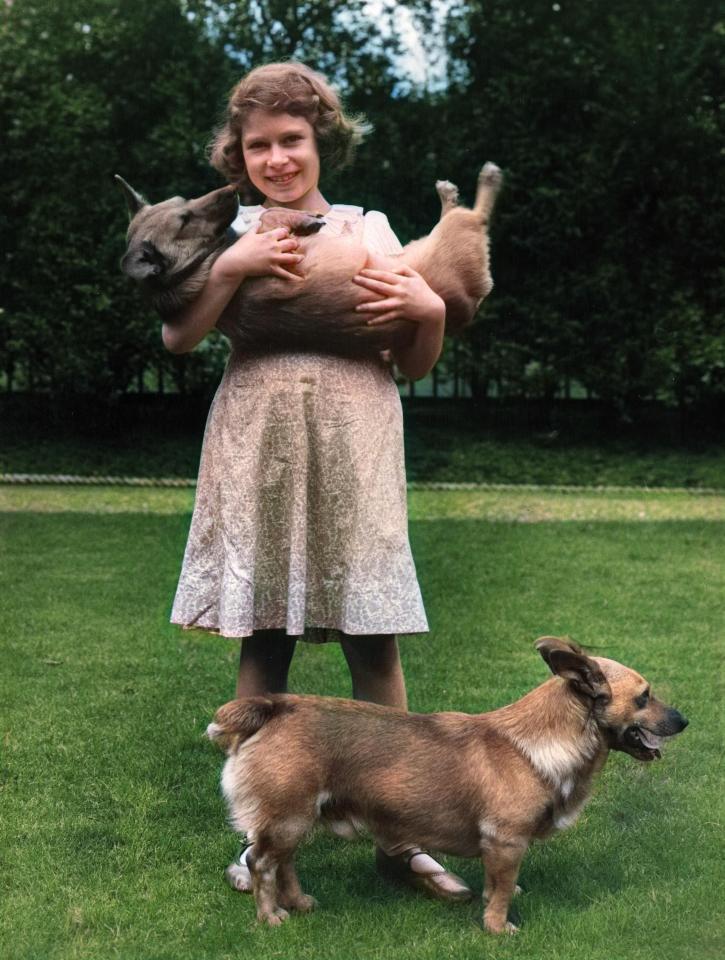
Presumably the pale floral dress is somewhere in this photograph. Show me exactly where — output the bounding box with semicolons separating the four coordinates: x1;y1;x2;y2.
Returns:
170;204;428;642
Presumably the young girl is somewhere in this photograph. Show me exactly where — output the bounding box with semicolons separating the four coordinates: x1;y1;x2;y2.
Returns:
164;62;470;903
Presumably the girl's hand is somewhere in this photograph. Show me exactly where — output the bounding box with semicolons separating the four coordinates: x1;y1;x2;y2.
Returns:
352;265;445;328
215;225;304;284
161;226;302;354
353;264;445;380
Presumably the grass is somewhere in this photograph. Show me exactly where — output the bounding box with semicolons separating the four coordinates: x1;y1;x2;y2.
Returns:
404;432;725;488
1;488;724;960
2;484;725;522
2;406;725;488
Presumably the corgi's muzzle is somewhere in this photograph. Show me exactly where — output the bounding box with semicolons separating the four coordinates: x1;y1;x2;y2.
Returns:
619;708;688;761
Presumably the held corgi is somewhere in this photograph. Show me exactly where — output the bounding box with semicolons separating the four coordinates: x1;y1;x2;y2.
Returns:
207;637;687;933
116;164;502;356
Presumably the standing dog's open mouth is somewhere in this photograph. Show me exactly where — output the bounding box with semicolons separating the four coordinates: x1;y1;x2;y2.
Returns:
622;725;677;760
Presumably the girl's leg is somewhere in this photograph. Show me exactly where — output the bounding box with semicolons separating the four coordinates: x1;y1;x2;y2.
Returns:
339;634;407;708
340;633;472;903
236;629;297;697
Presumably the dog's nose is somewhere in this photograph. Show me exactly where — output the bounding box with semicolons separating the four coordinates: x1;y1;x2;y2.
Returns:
671;709;688;731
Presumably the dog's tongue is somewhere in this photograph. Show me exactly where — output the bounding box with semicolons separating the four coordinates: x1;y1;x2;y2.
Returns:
639;729;664;754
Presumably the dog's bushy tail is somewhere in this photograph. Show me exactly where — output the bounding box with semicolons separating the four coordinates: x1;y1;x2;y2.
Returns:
206;696;284;747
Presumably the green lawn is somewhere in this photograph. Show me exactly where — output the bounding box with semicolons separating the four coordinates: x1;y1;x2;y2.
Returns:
2;413;725;488
1;489;723;960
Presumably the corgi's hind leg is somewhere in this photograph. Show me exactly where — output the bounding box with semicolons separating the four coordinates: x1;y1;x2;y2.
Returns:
436;179;460;218
249;820;313;925
473;163;503;223
247;842;288;926
277;857;317;913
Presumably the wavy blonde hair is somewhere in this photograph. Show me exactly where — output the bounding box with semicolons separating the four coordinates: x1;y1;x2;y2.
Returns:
209;62;369;191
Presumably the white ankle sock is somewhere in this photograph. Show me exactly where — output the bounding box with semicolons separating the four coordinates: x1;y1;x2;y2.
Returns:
409;852;443;875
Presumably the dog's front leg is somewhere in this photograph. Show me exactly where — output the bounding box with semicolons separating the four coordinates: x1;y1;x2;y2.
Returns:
481;841;526;934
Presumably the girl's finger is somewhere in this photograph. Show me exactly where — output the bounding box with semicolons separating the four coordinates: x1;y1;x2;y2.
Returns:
278;238;299;252
357;267;413;283
356;290;386;304
353;275;400;296
268;226;291;240
356;297;399;313
366;311;405;326
271;265;304;281
275;252;304;263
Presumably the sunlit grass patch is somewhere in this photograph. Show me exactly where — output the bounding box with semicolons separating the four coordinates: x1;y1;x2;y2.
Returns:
1;492;722;960
2;483;724;522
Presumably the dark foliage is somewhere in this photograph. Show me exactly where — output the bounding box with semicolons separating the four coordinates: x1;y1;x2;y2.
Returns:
1;0;723;425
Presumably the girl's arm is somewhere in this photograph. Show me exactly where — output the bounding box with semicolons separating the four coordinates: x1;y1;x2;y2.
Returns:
162;226;303;355
351;265;445;380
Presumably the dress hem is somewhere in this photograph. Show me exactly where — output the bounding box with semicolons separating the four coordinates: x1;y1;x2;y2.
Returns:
171;619;429;643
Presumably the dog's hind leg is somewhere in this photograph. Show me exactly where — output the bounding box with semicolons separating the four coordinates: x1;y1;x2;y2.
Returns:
249;820;314;925
436;179;460;219
276;857;317;914
472;163;503;224
247;837;289;926
480;841;526;935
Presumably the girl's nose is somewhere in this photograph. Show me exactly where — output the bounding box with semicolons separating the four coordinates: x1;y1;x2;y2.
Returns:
268;145;289;166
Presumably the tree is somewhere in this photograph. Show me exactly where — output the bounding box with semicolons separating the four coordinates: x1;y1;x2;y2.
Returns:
183;0;410;208
417;0;725;414
0;0;417;400
0;0;231;399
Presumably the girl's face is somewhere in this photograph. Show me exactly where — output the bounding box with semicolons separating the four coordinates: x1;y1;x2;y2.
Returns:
241;110;323;210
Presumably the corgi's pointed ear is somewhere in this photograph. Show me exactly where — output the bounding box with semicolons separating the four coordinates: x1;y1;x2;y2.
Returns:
536;637;611;702
536;636;584;662
115;174;148;218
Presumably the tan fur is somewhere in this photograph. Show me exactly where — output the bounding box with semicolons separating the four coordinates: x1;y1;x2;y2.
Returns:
207;638;687;932
117;164;502;356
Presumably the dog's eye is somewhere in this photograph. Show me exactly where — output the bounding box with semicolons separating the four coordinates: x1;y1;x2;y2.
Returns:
179;211;193;226
634;689;650;709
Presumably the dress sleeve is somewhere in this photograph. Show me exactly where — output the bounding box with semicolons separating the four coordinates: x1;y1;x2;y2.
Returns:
230;204;263;235
363;210;404;255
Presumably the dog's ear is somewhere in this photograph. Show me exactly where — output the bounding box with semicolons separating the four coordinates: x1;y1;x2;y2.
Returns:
536;636;584;662
121;240;167;281
114;174;148;218
536;637;611;701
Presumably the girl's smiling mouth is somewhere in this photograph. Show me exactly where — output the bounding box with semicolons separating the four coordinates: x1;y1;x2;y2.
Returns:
268;172;298;184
